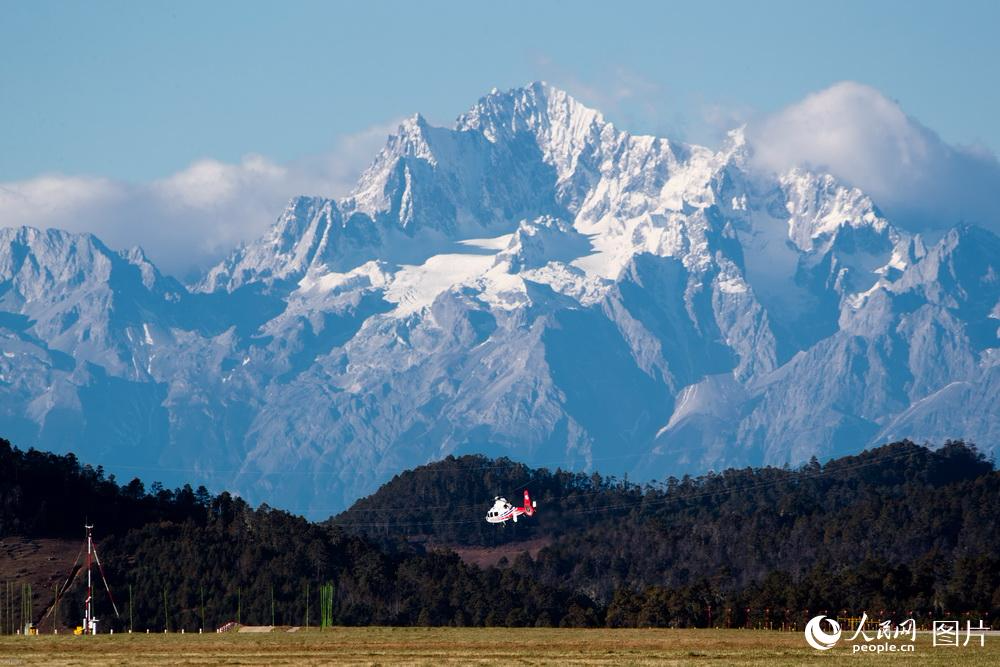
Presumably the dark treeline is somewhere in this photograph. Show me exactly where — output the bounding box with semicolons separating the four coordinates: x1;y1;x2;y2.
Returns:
335;440;1000;623
0;438;597;630
1;437;998;629
0;440;213;537
519;441;1000;602
600;550;1000;629
96;503;599;631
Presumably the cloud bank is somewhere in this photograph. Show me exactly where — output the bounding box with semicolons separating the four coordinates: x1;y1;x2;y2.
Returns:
0;121;398;279
748;81;1000;234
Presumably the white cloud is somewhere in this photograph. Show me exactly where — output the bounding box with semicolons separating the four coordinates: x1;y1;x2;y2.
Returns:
748;81;1000;234
0;120;400;279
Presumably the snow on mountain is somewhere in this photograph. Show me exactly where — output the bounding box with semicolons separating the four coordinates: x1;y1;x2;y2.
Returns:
1;83;996;516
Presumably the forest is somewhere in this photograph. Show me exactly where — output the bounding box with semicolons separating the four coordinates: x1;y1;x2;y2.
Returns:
335;440;1000;623
0;437;997;630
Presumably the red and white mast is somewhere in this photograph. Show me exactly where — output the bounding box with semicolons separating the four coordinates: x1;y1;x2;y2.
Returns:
84;523;94;634
80;523;119;635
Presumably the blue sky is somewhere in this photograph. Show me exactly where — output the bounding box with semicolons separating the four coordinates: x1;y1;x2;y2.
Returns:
1;1;999;275
2;0;998;181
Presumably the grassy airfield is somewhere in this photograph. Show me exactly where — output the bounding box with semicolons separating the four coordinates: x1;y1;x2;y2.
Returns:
0;627;997;666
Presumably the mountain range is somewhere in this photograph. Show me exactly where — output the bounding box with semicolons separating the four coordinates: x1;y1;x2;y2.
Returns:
1;82;997;516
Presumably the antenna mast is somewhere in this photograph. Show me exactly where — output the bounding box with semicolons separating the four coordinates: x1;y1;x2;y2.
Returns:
81;524;119;635
84;523;94;634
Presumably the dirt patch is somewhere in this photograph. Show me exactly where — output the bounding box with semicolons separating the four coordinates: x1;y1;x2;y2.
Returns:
238;625;274;633
434;537;552;568
0;536;85;633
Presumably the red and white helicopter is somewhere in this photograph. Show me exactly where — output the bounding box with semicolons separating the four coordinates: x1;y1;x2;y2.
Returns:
485;489;537;524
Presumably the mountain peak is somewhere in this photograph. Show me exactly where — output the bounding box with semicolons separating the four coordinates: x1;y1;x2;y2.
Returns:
198;195;341;292
10;83;997;518
0;224;100;247
457;81;607;142
455;82;615;194
0;225;115;284
396;113;431;140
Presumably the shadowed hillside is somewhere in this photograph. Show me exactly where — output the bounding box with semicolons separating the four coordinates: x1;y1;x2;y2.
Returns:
334;441;1000;611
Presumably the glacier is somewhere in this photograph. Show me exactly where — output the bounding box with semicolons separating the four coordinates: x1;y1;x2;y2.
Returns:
1;82;997;517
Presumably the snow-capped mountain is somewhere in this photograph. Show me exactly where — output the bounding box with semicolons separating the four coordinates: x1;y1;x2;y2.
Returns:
2;83;997;516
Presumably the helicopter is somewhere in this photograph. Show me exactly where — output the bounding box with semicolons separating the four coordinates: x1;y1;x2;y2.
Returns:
485;489;537;524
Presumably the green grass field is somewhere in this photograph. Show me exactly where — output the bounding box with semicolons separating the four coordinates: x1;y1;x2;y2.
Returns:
0;627;996;665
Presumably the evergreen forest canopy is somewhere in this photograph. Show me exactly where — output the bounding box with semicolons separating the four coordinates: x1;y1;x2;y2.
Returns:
0;437;998;630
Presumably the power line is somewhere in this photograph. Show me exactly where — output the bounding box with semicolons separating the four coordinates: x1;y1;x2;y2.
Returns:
93;450;648;477
330;445;924;529
84;433;786;480
309;444;931;516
